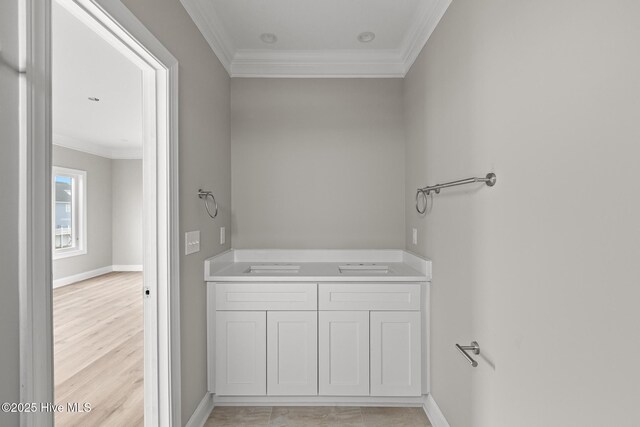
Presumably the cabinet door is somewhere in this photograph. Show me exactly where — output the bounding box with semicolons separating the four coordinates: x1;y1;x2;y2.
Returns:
318;311;369;396
267;311;318;396
215;311;266;395
370;311;421;396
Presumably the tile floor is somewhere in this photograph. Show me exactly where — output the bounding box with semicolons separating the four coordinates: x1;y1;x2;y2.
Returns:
205;406;431;427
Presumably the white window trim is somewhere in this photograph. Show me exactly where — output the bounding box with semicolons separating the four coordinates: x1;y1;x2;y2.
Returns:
52;166;87;260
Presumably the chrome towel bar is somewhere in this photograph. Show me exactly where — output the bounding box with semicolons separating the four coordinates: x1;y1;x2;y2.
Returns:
416;172;497;214
198;189;218;219
456;341;480;367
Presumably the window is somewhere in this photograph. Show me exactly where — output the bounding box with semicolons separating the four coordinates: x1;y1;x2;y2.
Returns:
52;167;87;259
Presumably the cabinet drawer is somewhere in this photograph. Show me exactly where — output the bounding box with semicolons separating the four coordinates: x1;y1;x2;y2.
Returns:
215;283;317;310
318;283;420;311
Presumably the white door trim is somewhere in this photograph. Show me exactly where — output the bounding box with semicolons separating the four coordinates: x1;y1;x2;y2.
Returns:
19;2;54;427
19;0;181;426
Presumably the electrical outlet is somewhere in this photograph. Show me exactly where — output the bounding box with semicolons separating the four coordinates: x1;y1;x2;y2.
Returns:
185;230;200;255
412;228;418;245
220;227;226;245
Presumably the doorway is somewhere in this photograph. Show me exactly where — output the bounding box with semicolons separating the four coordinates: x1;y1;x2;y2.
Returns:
19;0;180;425
51;4;147;418
51;4;146;420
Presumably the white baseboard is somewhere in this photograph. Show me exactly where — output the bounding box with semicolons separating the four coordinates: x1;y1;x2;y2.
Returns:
185;393;214;427
53;266;113;288
213;395;424;406
53;264;143;288
423;394;450;427
112;264;143;272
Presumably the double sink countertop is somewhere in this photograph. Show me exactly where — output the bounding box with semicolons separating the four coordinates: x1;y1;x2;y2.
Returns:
204;249;431;282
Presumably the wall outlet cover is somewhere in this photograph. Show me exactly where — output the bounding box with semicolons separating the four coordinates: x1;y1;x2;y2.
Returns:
220;227;226;245
412;228;418;245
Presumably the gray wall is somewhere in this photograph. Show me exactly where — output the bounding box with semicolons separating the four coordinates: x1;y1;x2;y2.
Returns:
112;159;143;266
52;149;143;277
0;0;21;424
121;0;231;424
52;145;113;280
231;78;405;249
404;0;640;426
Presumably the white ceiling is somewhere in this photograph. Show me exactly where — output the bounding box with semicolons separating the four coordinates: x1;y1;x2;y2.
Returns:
52;0;143;159
180;0;452;77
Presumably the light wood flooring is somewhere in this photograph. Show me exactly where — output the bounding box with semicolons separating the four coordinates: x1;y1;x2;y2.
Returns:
206;406;432;427
54;272;143;427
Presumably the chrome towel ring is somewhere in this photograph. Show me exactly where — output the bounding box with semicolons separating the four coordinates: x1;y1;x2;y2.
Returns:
415;189;433;215
198;189;218;219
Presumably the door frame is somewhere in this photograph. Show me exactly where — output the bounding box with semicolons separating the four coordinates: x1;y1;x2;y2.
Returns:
18;0;181;425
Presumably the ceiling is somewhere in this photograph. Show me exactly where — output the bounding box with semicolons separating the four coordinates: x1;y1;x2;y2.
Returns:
180;0;452;77
52;0;143;159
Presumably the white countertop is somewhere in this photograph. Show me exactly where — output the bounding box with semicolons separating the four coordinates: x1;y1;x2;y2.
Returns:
204;249;431;282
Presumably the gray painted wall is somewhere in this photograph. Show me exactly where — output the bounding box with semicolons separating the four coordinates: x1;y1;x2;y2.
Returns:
404;0;640;425
112;159;143;266
231;78;405;249
52;149;143;278
6;1;638;425
0;0;21;424
121;0;231;424
52;145;113;280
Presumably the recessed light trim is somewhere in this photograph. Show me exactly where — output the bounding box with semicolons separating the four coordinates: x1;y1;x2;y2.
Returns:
357;31;376;43
88;97;100;102
260;33;278;44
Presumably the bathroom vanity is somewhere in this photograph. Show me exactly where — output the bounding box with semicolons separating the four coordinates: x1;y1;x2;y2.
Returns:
204;250;431;405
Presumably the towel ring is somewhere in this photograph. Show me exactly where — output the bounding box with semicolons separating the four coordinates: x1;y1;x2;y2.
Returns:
198;189;218;219
416;189;428;214
416;189;434;215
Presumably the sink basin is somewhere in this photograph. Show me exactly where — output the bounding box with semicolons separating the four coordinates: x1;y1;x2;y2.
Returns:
338;264;390;274
244;265;300;274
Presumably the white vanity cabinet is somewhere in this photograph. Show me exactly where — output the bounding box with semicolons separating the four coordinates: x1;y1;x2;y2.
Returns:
318;283;422;397
208;278;427;399
215;310;318;396
212;283;318;396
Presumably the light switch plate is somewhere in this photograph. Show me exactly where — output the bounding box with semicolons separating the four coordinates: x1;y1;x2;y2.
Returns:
185;230;200;255
412;228;418;245
220;227;226;245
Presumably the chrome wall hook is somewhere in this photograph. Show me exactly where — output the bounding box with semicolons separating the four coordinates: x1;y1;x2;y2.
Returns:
455;341;480;367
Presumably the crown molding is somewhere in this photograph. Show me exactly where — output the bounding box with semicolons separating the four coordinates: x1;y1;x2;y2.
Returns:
230;49;406;78
179;0;451;78
399;0;452;71
53;133;143;159
179;0;233;73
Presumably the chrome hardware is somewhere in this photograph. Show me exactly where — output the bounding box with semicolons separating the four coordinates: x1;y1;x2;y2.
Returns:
416;173;497;214
198;189;218;219
455;341;480;367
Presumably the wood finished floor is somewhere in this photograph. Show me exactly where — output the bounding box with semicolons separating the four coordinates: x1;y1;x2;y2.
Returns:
54;272;143;427
206;406;432;427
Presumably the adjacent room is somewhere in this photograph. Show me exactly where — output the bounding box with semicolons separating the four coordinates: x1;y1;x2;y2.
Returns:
51;1;144;425
3;1;640;427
